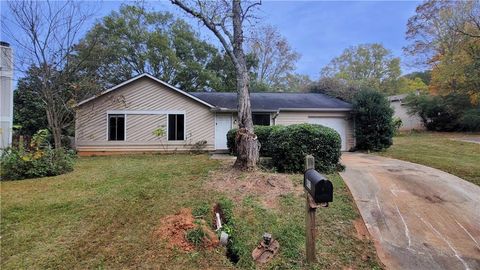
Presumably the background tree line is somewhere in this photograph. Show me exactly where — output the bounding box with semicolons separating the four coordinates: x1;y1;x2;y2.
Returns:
9;0;480;145
10;2;303;143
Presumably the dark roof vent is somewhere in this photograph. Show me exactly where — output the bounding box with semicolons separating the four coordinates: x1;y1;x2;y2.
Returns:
0;41;11;47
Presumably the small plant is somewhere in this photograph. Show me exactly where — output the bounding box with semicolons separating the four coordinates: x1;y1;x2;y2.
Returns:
392;117;403;135
186;227;206;247
191;140;207;154
152;127;165;138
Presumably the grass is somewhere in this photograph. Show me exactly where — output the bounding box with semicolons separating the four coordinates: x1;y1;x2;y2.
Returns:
378;132;480;186
1;154;381;269
230;173;381;269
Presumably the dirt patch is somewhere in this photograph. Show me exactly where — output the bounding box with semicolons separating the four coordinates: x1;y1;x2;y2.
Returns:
207;162;302;209
353;218;370;240
154;208;219;251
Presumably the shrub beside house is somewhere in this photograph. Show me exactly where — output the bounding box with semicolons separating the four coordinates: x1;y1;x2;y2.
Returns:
227;124;342;173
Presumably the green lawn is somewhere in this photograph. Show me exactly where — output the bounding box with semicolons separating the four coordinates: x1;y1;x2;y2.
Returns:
379;132;480;186
1;155;381;269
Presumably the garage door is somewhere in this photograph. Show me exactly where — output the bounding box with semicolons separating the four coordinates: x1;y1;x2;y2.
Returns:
308;117;347;151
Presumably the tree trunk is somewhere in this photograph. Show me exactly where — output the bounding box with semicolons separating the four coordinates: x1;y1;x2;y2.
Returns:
45;104;62;149
232;0;259;170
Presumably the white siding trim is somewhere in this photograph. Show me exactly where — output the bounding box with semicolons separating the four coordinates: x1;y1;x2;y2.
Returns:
107;110;185;115
124;114;128;141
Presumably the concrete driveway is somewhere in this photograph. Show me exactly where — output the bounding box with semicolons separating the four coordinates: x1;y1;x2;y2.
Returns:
340;153;480;270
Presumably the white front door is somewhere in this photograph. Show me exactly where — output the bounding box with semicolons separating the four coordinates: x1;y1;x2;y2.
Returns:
308;117;347;151
215;114;232;150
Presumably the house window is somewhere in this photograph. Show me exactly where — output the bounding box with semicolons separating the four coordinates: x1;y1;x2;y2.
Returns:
108;114;125;141
168;114;185;140
252;113;270;126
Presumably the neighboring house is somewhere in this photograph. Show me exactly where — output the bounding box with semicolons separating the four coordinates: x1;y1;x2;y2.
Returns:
75;74;354;156
0;41;13;150
388;94;425;131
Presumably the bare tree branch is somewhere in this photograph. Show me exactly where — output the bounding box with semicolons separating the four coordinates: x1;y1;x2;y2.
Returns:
171;0;238;68
5;0;94;148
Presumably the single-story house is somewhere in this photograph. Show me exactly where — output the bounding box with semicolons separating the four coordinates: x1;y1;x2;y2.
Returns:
388;94;425;131
75;73;355;156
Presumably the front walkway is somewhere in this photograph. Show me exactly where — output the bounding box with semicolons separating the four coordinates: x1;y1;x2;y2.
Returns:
340;153;480;270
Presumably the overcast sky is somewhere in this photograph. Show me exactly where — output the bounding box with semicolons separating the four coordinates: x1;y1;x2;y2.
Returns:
0;0;422;81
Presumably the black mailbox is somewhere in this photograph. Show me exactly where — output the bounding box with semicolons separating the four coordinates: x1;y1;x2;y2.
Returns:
304;169;333;204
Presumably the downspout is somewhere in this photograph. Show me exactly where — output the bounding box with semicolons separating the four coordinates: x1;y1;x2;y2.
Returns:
272;110;280;125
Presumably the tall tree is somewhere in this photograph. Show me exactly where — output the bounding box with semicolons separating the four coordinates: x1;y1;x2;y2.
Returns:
397;76;428;94
270;73;312;93
309;77;359;102
171;0;261;170
76;4;222;92
320;43;401;95
405;0;480;103
13;67;49;136
248;25;300;88
207;51;258;92
4;0;94;148
403;70;431;85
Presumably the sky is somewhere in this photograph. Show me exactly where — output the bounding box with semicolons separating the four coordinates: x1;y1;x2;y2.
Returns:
0;0;422;81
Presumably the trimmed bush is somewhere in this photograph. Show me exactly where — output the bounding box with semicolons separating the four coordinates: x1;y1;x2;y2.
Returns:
352;89;394;151
269;123;341;173
227;125;285;157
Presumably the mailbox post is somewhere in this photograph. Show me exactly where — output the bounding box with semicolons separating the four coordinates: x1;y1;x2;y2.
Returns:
304;155;333;264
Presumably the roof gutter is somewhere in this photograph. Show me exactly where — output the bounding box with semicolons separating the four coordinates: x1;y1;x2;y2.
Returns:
278;108;352;112
211;107;352;113
210;108;278;113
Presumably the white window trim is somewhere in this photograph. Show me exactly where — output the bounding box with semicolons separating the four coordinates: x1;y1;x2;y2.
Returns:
106;113;126;141
167;113;186;141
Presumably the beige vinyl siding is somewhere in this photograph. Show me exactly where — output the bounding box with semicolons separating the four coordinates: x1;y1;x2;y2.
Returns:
75;77;215;153
275;111;355;150
391;101;424;131
126;114;166;142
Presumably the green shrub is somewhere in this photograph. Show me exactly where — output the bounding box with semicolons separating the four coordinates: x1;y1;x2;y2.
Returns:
352;89;394;151
226;128;238;155
269;123;341;173
404;92;478;131
227;125;285;157
1;129;76;180
460;109;480;131
1;147;76;180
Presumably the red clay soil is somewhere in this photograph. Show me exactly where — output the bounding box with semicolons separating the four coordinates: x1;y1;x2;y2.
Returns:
353;218;370;240
154;208;219;252
207;162;302;209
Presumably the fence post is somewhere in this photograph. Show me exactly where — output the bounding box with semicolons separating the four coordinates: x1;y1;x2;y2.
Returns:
305;155;316;263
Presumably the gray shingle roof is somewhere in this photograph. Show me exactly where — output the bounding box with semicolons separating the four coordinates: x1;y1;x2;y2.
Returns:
189;92;352;112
